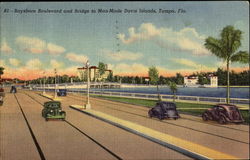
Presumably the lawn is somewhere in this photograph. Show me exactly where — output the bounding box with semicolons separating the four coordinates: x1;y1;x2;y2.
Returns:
92;95;249;124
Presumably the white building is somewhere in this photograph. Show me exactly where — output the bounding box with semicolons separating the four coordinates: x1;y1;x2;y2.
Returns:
184;76;198;86
184;75;218;87
209;75;218;87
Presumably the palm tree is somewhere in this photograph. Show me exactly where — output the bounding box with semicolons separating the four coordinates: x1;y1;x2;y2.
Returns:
148;66;161;101
98;62;106;94
204;25;249;104
169;82;177;102
0;67;4;79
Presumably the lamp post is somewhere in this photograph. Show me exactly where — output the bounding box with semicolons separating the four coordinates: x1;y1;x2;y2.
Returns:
43;71;46;95
85;60;91;109
54;68;57;99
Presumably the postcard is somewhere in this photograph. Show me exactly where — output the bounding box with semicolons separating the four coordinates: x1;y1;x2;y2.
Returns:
0;2;249;160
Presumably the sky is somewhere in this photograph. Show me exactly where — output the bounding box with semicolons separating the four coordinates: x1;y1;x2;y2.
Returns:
0;2;249;80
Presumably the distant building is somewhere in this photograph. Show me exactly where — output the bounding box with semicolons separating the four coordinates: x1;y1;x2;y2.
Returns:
208;74;218;87
184;74;218;87
184;76;198;86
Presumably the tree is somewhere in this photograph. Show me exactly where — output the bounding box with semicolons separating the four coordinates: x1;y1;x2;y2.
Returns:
198;73;210;85
0;67;4;79
98;62;106;80
148;66;159;85
98;62;106;94
169;81;177;102
204;25;249;103
175;73;184;85
216;68;227;85
148;66;161;101
107;71;113;82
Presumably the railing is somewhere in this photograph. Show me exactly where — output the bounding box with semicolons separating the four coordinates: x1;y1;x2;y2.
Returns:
29;87;249;106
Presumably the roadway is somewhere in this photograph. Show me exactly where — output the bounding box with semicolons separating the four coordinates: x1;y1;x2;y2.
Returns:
0;89;249;159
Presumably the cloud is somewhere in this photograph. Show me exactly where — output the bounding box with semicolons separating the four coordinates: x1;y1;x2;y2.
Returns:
171;58;199;68
50;59;64;69
26;59;43;69
9;58;22;67
111;63;170;77
0;40;14;54
171;58;217;71
63;66;79;76
119;23;210;55
16;36;46;54
65;52;89;63
15;36;65;55
0;60;6;67
102;49;143;61
47;43;65;55
118;23;161;44
114;63;148;74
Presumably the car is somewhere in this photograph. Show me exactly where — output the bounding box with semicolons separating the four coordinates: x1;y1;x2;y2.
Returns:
10;85;17;93
0;86;5;106
57;89;67;96
202;104;244;124
148;101;180;120
42;101;66;121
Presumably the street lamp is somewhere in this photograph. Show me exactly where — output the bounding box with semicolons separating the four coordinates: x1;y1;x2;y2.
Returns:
54;68;57;99
43;71;46;95
85;60;91;109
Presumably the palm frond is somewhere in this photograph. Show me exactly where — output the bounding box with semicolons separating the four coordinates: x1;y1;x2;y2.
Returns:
204;37;225;59
231;51;249;64
231;30;242;53
220;25;242;56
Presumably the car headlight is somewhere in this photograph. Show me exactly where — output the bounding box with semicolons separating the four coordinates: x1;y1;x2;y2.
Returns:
50;110;53;112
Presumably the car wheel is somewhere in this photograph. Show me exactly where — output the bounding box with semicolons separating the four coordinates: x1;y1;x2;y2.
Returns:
218;116;227;124
174;117;178;120
158;115;164;120
148;110;153;118
202;113;208;121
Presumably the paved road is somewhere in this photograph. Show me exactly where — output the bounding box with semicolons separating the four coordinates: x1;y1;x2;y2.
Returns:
65;92;249;159
1;90;191;160
1;90;249;159
0;93;40;160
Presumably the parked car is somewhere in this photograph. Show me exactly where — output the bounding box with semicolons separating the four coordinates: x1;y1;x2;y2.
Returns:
202;104;244;124
148;101;180;120
10;85;17;93
57;89;67;96
0;85;5;106
42;101;66;121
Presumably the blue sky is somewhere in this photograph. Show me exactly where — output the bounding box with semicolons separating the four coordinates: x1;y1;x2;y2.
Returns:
0;2;249;79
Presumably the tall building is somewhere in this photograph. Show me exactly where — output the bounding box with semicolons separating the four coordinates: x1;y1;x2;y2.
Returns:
78;65;112;82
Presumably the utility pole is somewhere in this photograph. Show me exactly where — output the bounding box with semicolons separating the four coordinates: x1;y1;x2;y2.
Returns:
85;60;91;109
43;71;46;95
54;68;57;99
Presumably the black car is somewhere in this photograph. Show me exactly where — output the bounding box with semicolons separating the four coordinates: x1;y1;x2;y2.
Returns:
148;101;180;120
42;101;66;121
202;104;244;124
10;85;17;93
57;89;67;96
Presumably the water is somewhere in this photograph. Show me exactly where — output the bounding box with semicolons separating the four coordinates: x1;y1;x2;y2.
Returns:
87;87;249;99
